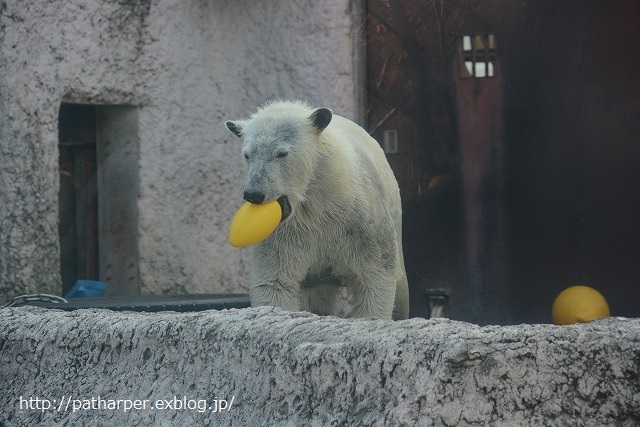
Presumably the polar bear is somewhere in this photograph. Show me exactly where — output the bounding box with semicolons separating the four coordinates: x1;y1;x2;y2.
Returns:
226;101;409;320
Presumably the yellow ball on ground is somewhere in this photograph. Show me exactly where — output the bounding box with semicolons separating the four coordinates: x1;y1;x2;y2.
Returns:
552;285;610;325
229;200;282;248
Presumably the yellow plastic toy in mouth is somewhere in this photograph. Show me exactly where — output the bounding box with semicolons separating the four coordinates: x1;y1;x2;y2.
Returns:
229;200;282;247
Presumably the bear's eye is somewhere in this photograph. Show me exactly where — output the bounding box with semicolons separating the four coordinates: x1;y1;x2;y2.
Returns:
243;153;249;160
276;151;288;159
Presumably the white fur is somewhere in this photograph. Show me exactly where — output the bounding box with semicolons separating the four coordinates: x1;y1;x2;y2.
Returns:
226;101;409;320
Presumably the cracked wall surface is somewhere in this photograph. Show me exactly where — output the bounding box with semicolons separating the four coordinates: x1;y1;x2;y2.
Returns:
0;0;360;300
1;307;639;426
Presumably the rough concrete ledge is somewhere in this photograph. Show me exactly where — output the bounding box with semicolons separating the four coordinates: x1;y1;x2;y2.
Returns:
1;306;639;426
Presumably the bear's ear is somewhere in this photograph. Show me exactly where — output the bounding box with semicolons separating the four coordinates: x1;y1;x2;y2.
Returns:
225;120;244;138
309;108;332;133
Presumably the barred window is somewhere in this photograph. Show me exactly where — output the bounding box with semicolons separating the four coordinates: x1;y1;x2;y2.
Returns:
460;34;497;78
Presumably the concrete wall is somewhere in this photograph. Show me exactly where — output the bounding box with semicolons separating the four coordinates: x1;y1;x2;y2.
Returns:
0;0;361;300
1;307;639;426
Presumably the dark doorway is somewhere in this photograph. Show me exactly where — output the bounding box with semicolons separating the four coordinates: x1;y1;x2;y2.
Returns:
58;104;99;294
58;103;140;296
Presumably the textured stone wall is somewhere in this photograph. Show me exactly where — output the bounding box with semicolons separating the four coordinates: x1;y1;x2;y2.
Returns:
1;306;639;426
0;0;359;300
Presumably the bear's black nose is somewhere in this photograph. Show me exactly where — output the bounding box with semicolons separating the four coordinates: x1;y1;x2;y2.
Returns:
243;190;265;204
